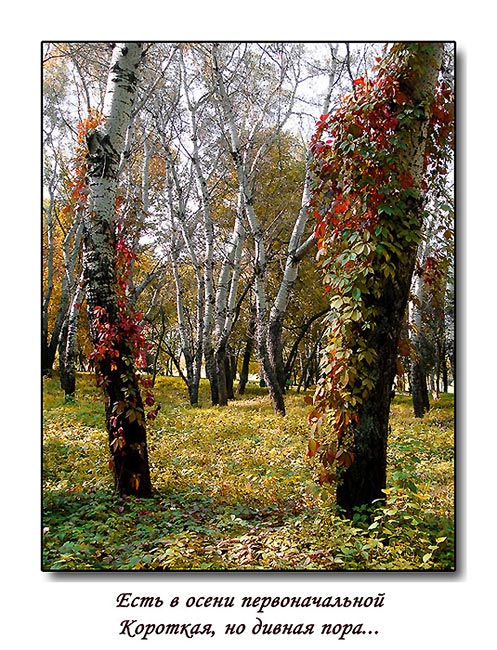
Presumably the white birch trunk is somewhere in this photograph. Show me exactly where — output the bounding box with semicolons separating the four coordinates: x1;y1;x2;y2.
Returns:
83;42;152;498
211;47;264;308
59;270;85;397
267;49;338;388
215;195;246;347
163;146;204;404
211;44;267;316
186;113;217;402
84;42;143;321
182;47;243;404
211;43;287;412
409;212;438;416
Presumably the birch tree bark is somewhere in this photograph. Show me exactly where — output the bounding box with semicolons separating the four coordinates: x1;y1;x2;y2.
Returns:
211;42;294;415
267;46;338;393
237;305;256;395
58;216;84;397
409;238;432;417
59;271;85;398
178;50;219;403
210;43;341;414
180;46;247;406
42;156;58;375
42;149;75;375
82;42;152;497
163;145;204;405
211;191;246;405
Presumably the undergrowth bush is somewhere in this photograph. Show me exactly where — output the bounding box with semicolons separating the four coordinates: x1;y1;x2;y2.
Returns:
42;373;454;571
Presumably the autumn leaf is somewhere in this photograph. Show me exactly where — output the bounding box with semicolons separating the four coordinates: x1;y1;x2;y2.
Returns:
306;439;320;459
335;449;355;468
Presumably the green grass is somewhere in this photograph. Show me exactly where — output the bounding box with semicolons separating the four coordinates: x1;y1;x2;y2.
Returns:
42;373;455;571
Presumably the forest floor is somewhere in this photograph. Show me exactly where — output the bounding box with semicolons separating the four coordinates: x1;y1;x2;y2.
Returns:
42;373;455;571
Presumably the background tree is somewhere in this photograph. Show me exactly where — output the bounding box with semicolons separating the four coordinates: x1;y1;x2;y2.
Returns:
42;43;110;380
211;42;320;414
266;48;339;398
409;147;454;414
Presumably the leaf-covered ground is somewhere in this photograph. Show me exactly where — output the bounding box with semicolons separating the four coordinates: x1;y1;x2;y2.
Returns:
42;373;455;571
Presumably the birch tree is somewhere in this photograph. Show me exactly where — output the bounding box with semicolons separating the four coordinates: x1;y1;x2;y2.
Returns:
309;42;452;513
43;43;117;383
211;42;303;415
42;155;86;383
266;44;339;394
177;50;219;403
82;42;153;497
140;52;208;405
57;216;84;397
42;54;81;375
163;144;205;405
409;189;454;413
409;217;435;417
179;45;249;405
42;150;64;375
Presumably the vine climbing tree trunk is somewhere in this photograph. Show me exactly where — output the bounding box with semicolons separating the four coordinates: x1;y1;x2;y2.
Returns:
82;42;152;498
309;43;449;515
336;44;444;514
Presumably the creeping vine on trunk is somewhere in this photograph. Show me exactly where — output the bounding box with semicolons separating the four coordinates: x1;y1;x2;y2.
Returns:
80;43;156;497
306;43;453;513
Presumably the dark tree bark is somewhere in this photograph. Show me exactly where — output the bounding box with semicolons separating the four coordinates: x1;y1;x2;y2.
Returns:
284;308;330;386
411;358;430;417
333;43;444;515
337;256;418;513
297;329;325;392
42;288;69;375
267;315;287;395
58;320;70;391
205;348;219;405
215;342;229;406
442;339;449;393
226;351;235;399
151;309;167;386
237;313;255;395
